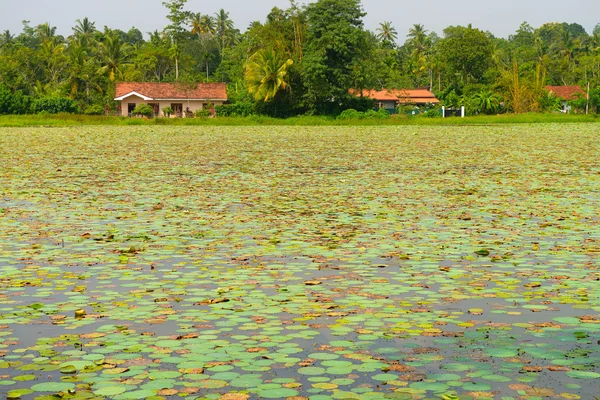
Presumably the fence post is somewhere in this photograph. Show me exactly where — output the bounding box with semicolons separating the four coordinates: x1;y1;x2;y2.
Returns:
461;106;465;118
442;106;445;118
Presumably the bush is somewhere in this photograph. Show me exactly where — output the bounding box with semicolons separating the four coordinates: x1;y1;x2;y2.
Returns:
84;104;105;116
215;102;255;117
338;108;390;120
423;107;442;118
32;97;78;114
162;106;173;117
338;109;363;119
132;104;154;117
194;109;211;118
0;86;31;115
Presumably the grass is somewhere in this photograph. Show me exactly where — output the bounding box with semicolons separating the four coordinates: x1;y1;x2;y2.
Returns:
0;112;598;127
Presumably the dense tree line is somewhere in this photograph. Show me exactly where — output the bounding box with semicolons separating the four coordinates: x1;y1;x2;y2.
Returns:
1;0;600;116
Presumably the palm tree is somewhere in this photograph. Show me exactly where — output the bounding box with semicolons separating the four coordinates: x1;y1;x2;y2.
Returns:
72;17;96;47
0;30;14;48
190;13;215;38
407;24;429;54
245;49;294;102
376;22;398;45
214;9;234;49
97;31;132;81
36;23;57;43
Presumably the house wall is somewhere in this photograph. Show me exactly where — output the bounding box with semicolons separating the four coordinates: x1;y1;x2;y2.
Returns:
119;95;225;117
376;100;398;109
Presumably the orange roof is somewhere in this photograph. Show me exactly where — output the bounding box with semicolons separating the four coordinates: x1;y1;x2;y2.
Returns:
545;86;584;101
115;82;227;101
351;88;440;104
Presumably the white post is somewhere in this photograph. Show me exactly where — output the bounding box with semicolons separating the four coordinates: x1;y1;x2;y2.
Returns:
461;106;465;118
442;106;445;118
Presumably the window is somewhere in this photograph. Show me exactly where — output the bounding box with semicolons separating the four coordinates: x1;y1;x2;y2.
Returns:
171;103;183;117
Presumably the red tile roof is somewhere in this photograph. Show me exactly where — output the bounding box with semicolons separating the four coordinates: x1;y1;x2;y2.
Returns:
115;82;227;100
545;86;584;101
351;88;440;104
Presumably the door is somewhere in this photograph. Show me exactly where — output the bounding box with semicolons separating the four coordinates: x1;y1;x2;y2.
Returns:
127;103;136;116
171;103;183;117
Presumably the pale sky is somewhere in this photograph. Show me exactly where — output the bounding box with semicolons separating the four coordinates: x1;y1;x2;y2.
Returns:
0;0;598;40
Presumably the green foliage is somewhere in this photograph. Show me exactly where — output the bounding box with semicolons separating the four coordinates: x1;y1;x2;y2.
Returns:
302;0;367;113
162;106;173;117
215;102;254;117
0;3;599;119
194;109;211;118
439;25;492;82
84;104;104;115
338;108;390;119
245;49;294;102
132;104;154;117
473;90;502;114
0;85;31;115
32;97;78;114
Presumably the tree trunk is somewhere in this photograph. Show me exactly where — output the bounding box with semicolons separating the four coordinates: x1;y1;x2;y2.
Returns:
176;57;179;81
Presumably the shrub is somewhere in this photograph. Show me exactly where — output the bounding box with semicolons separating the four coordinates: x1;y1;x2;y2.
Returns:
215;102;255;117
194;109;211;118
162;106;173;117
32;97;78;114
338;108;390;120
0;86;31;115
84;104;105;116
365;109;391;119
132;104;154;117
338;109;363;119
423;107;442;118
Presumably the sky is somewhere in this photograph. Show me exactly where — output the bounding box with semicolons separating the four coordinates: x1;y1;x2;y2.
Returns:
0;0;598;40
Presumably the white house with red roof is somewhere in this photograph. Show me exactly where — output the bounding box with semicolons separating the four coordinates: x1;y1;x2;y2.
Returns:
545;86;584;113
114;82;228;117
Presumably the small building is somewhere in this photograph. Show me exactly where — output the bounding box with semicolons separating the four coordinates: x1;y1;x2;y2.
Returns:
114;82;227;117
545;86;584;113
351;88;440;111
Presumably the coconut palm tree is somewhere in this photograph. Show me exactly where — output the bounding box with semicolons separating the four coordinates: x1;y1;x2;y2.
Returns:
97;31;132;81
190;13;216;38
36;23;57;43
0;30;14;48
245;49;294;102
214;9;234;49
72;17;97;47
376;22;398;45
407;24;429;54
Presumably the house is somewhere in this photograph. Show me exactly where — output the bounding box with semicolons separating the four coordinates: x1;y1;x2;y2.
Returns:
114;82;227;117
351;88;440;110
545;86;584;113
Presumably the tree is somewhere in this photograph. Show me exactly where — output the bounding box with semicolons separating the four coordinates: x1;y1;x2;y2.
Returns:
1;30;15;48
439;25;492;85
190;13;215;37
163;0;190;80
302;0;367;113
245;49;293;102
407;24;429;54
376;22;397;46
72;18;96;48
214;9;234;50
36;23;58;43
97;30;132;82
